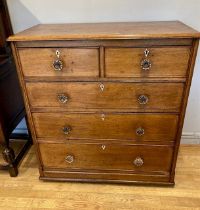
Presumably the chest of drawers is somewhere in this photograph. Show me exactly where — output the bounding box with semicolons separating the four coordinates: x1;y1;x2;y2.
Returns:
9;21;200;185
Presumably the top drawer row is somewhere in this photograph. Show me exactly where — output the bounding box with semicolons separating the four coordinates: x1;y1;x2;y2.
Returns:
18;47;191;78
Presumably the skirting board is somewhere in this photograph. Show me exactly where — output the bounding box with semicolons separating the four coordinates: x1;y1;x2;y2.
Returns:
181;132;200;144
14;128;200;144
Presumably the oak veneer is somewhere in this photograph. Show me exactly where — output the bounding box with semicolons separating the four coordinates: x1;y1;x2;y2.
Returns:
105;47;190;78
26;82;184;112
8;21;200;41
8;21;200;185
19;48;99;77
33;113;178;142
39;143;173;173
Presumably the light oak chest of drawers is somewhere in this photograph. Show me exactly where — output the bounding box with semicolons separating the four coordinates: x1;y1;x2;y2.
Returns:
9;21;200;185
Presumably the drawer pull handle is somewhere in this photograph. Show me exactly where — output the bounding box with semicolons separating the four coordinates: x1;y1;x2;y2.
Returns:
53;50;63;71
141;59;151;71
65;155;74;164
136;127;145;136
141;49;151;71
133;157;144;167
63;126;72;135
58;94;68;103
138;95;149;105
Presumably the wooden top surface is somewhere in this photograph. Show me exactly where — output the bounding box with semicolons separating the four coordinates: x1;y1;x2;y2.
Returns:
8;21;200;41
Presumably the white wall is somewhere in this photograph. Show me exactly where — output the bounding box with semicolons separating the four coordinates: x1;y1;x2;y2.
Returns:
7;0;200;142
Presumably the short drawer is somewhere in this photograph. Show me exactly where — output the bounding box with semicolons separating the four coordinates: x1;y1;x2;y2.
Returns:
33;113;178;142
18;48;99;77
39;143;173;173
26;82;184;112
105;47;190;78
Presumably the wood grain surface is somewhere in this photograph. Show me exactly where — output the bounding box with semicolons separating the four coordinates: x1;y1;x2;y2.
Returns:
33;113;178;142
105;47;191;78
0;145;200;210
9;22;200;185
8;21;200;41
15;38;193;48
39;143;173;173
19;48;99;77
26;82;184;112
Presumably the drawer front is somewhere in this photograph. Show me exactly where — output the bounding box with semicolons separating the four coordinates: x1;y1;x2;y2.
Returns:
19;48;99;77
27;82;184;112
33;113;178;141
39;143;173;173
105;47;190;78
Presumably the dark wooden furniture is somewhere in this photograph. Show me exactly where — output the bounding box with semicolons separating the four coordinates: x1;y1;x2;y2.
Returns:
0;0;31;177
9;21;200;184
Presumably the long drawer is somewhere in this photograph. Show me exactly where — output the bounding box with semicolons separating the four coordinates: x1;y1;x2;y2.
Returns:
18;48;100;77
39;143;173;173
105;47;190;78
26;82;184;112
33;113;178;142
